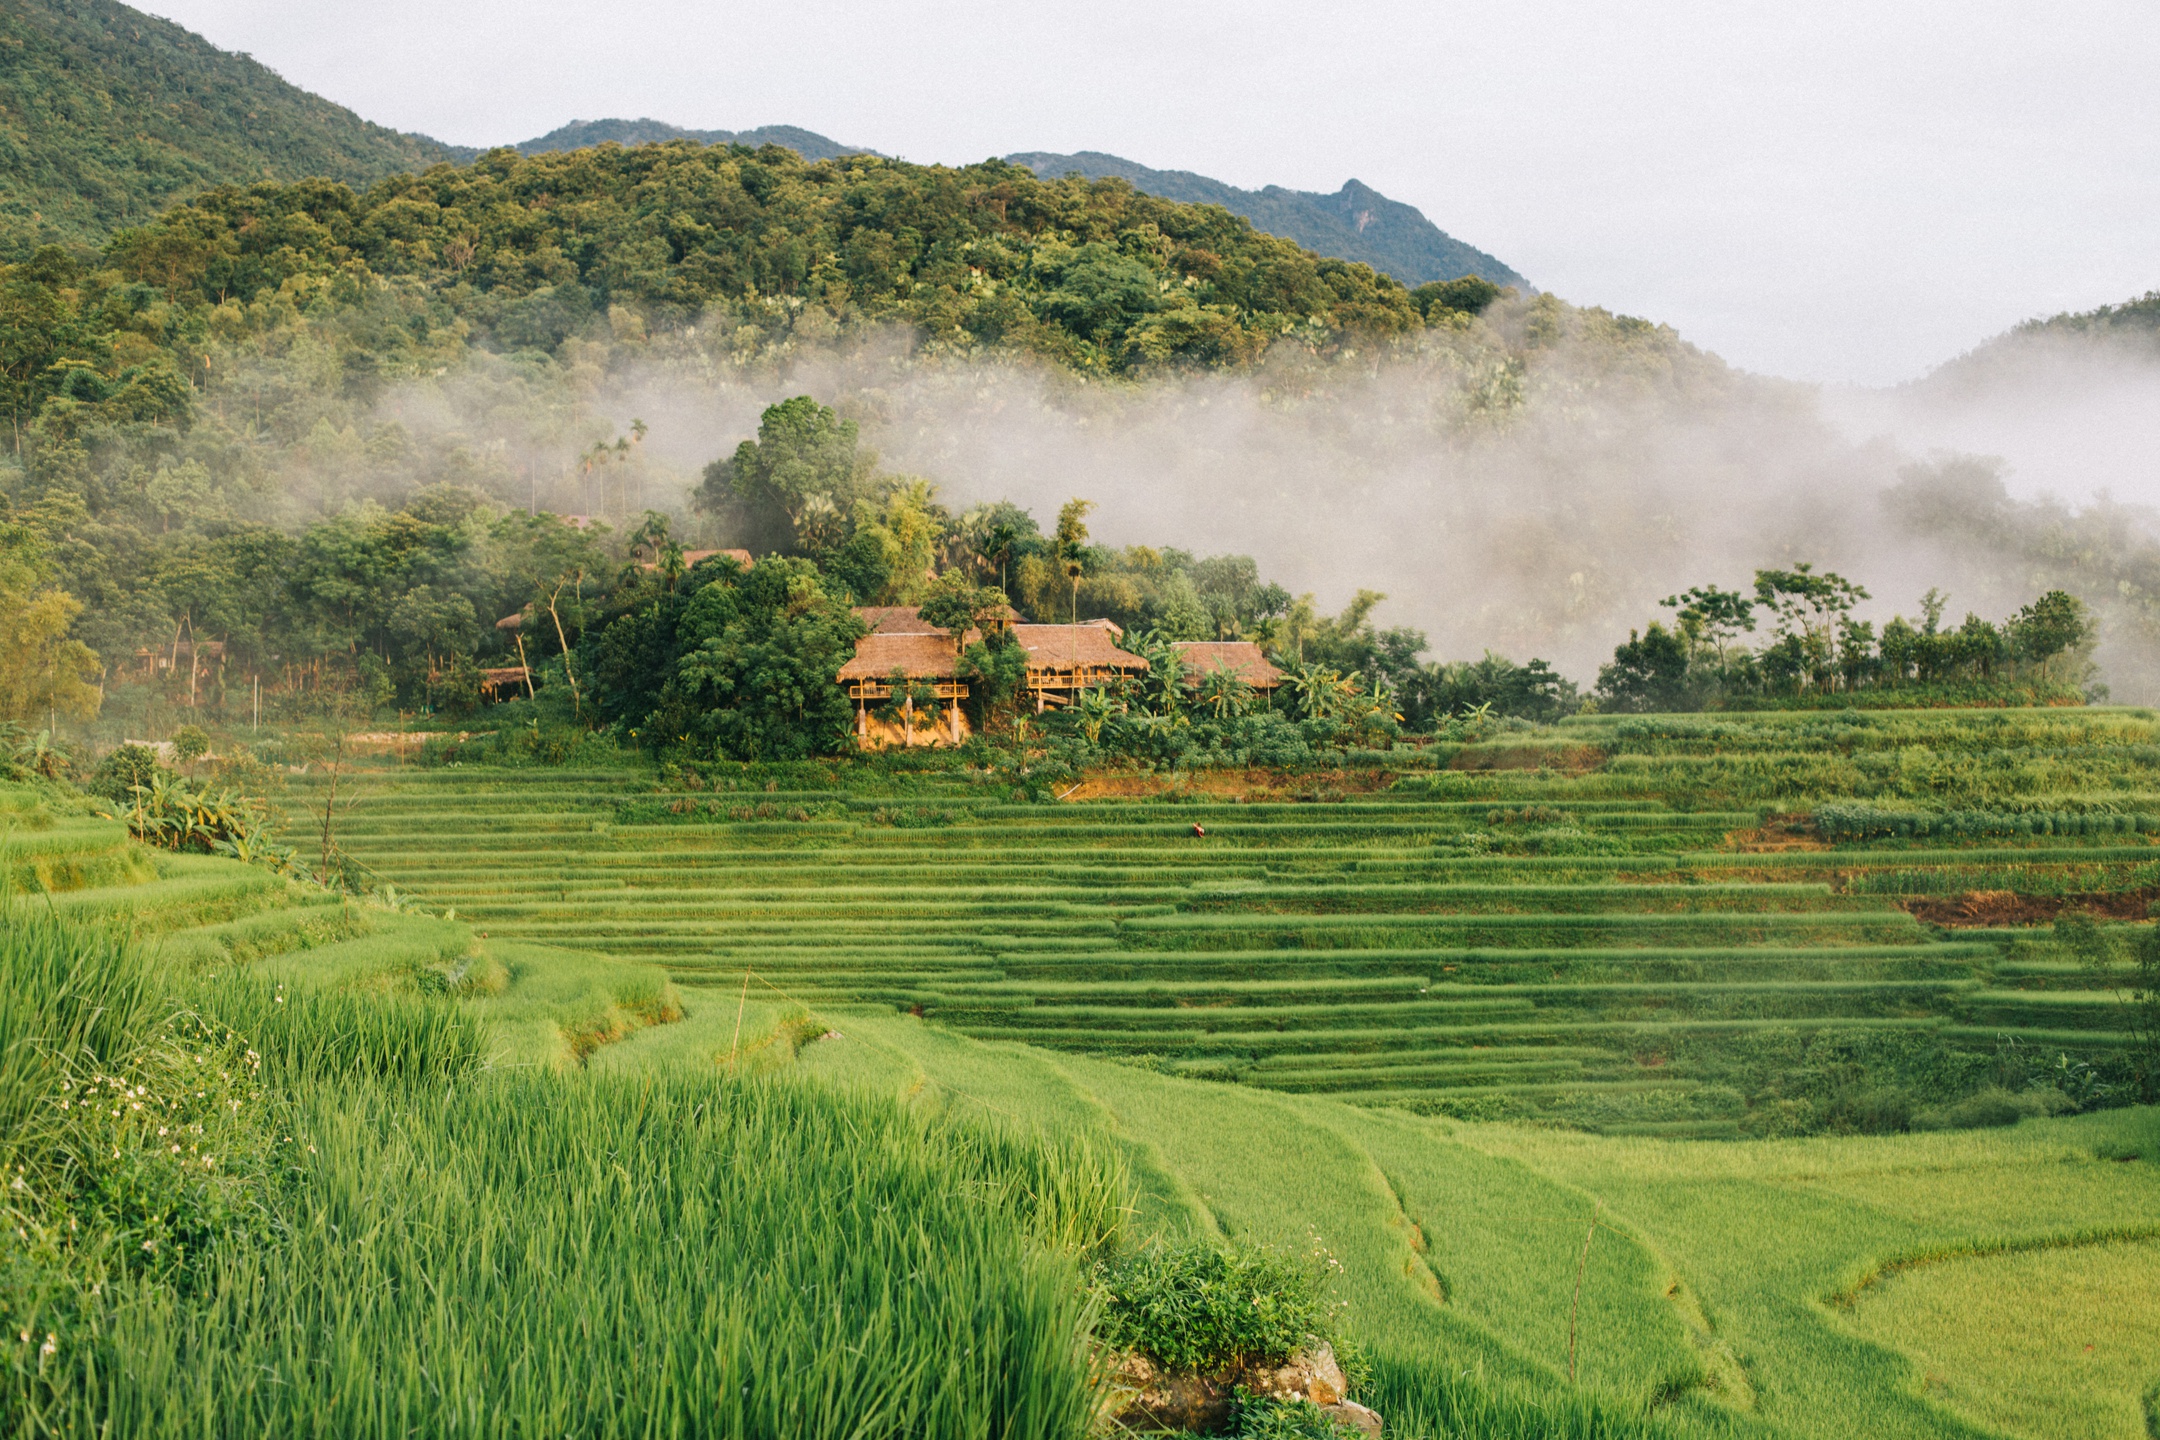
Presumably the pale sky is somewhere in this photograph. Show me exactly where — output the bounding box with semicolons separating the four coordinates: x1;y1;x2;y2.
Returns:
143;0;2160;386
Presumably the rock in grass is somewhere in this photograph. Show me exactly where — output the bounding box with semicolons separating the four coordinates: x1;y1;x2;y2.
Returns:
1106;1342;1381;1436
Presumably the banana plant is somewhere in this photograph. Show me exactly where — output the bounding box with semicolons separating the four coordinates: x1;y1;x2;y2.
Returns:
1072;686;1126;745
1128;630;1186;717
0;725;69;780
212;818;297;874
125;773;287;866
1194;666;1255;720
1288;664;1349;721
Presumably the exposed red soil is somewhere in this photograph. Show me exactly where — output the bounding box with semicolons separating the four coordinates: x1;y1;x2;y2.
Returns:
1444;743;1605;774
1899;888;2160;927
1723;816;1830;852
1059;768;1399;802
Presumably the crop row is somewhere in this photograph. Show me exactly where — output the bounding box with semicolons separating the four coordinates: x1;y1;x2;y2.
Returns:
301;765;2142;1103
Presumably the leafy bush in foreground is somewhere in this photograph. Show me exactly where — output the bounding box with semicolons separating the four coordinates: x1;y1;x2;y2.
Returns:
1092;1242;1334;1371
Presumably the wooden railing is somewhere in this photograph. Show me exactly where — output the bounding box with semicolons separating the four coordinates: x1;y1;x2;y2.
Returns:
846;680;970;701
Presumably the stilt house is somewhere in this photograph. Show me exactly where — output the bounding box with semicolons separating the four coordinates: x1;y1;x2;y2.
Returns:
835;607;1149;744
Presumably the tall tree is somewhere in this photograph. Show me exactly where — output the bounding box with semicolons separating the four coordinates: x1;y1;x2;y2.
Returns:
695;397;875;554
0;522;100;723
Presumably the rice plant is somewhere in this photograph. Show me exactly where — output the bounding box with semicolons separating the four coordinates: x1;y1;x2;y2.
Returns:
1;909;1123;1440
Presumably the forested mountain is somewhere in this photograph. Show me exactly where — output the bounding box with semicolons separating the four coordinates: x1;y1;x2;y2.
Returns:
0;0;457;257
1926;289;2160;385
1004;150;1523;290
0;0;1517;300
2005;290;2160;348
513;119;873;161
46;143;1437;376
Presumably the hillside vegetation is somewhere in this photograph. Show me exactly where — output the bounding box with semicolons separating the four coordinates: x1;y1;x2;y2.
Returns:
2000;290;2160;353
0;0;455;257
0;786;1121;1436
89;144;1427;370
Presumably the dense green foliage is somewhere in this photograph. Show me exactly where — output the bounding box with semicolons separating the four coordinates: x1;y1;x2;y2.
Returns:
85;142;1419;374
1595;563;2096;711
1092;1243;1334;1371
587;552;868;760
0;0;454;257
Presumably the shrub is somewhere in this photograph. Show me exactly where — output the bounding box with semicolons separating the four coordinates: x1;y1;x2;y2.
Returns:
171;725;211;768
1091;1242;1333;1372
87;744;164;802
1820;1087;1914;1134
1913;1087;2029;1131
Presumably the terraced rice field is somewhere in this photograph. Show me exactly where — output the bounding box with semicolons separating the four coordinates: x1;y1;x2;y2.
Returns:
294;710;2151;1133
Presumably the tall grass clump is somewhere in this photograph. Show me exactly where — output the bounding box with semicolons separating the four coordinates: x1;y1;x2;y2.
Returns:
1;905;283;1365
1363;1353;1681;1440
189;972;488;1085
939;1118;1132;1261
0;904;160;1147
18;1072;1106;1439
2;906;1116;1440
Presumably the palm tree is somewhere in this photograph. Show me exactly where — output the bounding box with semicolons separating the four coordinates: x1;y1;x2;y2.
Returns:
982;520;1019;592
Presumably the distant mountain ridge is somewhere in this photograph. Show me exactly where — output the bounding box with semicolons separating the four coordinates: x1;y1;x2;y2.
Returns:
1916;289;2160;394
511;119;877;162
0;0;458;254
1004;150;1523;290
0;0;1522;295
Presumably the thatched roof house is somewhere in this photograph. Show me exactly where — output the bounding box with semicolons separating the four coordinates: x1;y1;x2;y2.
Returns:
837;633;968;683
1011;622;1147;676
1171;641;1284;690
853;604;1021;636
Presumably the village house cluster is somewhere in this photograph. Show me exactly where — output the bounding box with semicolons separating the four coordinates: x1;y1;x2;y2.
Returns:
479;552;1284;745
837;604;1282;748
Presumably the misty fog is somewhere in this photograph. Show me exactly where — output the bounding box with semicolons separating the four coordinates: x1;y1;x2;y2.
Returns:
355;307;2160;698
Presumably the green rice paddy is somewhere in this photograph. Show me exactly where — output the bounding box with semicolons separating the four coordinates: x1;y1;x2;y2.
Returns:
293;709;2151;1136
9;705;2157;1440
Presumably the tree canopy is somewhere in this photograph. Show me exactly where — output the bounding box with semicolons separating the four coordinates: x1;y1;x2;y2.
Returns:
89;143;1423;374
1597;564;2097;711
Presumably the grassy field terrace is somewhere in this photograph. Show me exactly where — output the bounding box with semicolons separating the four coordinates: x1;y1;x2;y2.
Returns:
282;708;2155;1135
